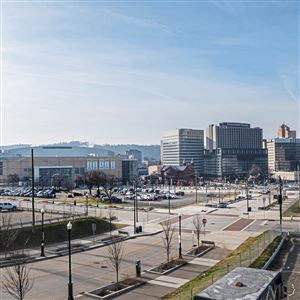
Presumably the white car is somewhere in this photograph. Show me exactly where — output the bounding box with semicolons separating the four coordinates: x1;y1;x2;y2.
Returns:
0;202;17;211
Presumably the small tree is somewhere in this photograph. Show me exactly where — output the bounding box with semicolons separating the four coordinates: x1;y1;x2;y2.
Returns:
84;170;95;195
193;214;202;249
100;174;119;204
107;241;125;285
161;220;175;264
3;262;34;300
0;215;19;258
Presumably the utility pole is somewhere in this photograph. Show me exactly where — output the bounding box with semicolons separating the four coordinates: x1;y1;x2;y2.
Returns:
133;181;136;233
135;180;139;223
246;180;249;215
168;178;171;214
298;165;300;208
31;148;35;229
278;176;283;233
195;172;198;204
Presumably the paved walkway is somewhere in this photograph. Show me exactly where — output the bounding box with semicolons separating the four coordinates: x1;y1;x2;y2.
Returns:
77;247;230;300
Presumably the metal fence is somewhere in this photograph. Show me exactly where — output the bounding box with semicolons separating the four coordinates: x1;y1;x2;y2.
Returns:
168;230;281;300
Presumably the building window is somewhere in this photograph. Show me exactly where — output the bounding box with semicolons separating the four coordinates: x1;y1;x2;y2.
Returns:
87;160;97;170
111;160;116;169
104;160;109;169
99;160;105;169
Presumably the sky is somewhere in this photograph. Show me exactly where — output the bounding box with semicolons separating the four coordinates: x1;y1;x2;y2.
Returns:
1;0;299;145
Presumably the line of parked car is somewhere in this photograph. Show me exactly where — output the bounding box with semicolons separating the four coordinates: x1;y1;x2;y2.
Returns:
0;187;56;198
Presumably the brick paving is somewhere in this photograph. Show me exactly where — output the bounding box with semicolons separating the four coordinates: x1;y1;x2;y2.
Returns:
223;218;254;231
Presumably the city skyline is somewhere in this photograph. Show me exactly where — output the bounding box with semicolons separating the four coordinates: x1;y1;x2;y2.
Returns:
1;1;299;145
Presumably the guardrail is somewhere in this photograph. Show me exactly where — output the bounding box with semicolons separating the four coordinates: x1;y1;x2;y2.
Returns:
262;233;287;270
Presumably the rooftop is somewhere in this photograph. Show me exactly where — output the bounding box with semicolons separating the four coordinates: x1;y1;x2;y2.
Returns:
194;267;280;300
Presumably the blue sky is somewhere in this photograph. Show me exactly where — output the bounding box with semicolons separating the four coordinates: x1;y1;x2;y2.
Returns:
1;0;299;145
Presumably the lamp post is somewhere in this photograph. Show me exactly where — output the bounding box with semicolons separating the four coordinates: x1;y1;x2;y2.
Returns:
245;179;250;216
85;193;88;216
278;176;283;233
40;208;45;256
195;173;199;204
67;221;74;300
178;213;182;259
168;178;171;214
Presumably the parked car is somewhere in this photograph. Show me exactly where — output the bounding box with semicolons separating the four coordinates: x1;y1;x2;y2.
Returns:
0;202;17;211
218;202;227;208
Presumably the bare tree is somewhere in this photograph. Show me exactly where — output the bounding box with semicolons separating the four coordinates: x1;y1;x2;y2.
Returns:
84;170;95;195
161;220;175;264
7;174;20;187
107;241;125;285
0;215;19;258
193;214;202;249
100;174;120;204
3;262;34;300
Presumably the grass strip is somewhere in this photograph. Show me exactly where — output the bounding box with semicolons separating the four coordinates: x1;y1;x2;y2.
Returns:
283;200;300;217
162;231;275;300
0;217;121;251
250;236;282;269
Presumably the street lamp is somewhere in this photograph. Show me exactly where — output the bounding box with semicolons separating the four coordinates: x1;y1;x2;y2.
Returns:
85;192;89;216
67;221;74;300
278;176;283;233
40;208;45;257
178;213;182;259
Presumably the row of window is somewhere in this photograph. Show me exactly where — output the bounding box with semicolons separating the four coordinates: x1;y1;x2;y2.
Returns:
87;160;116;170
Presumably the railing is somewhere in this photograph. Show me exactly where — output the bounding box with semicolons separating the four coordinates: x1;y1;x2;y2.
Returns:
164;230;281;300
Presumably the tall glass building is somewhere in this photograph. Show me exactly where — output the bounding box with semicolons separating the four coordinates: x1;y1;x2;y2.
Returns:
204;122;267;178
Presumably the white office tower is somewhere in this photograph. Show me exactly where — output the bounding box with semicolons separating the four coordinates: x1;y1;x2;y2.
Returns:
161;129;204;175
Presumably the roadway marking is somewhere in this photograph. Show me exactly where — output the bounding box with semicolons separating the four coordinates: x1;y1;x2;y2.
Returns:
148;218;161;223
223;218;255;231
148;275;189;288
221;218;241;231
260;220;268;226
241;219;256;231
189;257;219;267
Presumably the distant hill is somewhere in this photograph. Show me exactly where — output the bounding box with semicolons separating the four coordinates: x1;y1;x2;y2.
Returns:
2;142;161;161
94;144;160;160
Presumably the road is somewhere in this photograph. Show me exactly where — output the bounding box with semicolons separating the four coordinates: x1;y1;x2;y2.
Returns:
0;188;299;300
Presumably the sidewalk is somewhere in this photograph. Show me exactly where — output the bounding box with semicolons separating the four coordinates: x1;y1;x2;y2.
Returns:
77;247;231;300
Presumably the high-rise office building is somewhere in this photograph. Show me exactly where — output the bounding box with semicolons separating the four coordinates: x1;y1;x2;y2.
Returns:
204;122;267;178
161;129;204;175
206;122;263;150
277;123;296;139
267;138;300;173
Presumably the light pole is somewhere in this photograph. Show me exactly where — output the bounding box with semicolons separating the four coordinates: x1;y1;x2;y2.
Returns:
178;213;182;259
85;192;88;216
195;173;198;204
40;208;45;257
278;176;283;233
246;179;250;215
168;178;171;214
67;221;74;300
